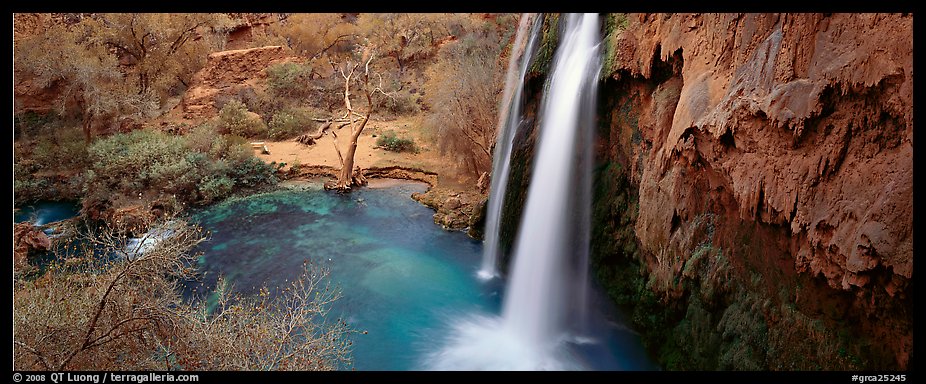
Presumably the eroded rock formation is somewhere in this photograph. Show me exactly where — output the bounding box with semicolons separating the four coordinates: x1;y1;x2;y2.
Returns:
181;45;292;120
597;13;912;370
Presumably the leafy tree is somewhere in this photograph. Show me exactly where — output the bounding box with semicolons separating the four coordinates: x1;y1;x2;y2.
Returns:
13;13;230;142
270;13;359;61
91;14;230;100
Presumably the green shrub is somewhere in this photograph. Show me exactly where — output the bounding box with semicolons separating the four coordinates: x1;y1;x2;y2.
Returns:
219;135;256;164
29;127;90;172
266;62;313;99
85;128;277;212
198;174;235;204
289;159;302;173
217;100;268;138
14;111;69;139
14;173;50;203
186;123;219;153
376;130;418;153
268;108;317;140
89;129;188;187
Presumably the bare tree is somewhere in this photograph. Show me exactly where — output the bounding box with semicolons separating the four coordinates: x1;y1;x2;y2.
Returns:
423;26;509;178
13;217;354;371
296;47;393;192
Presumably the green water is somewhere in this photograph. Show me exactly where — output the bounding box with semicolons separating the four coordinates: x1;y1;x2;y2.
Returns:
189;182;502;370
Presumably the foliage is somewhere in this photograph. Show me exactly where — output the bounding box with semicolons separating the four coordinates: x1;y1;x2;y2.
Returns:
266;62;314;99
13;218;353;370
14;14;231;139
268;108;319;140
217;100;268;138
14;111;71;140
14;125;91;203
270;13;359;60
28;127;91;172
355;13;472;73
84;128;276;213
376;130;418;153
376;90;420;116
422;17;514;177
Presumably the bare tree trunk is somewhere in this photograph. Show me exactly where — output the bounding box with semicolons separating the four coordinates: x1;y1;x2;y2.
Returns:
83;109;93;144
334;108;370;191
325;50;388;192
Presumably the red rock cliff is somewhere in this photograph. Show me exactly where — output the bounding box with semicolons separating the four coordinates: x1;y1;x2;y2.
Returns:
593;13;911;369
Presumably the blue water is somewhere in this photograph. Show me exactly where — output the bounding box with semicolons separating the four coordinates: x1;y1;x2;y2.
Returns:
188;181;655;371
14;201;80;226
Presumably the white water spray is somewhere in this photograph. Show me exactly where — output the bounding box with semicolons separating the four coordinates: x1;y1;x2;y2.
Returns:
428;13;602;370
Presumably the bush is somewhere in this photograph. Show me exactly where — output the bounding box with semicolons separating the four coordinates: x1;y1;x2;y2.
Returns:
88;129;189;188
29;127;90;172
376;130;418;153
84;128;278;213
217;100;268;138
266;62;313;99
268;108;318;140
229;157;277;188
185;123;219;153
422;19;509;177
377;91;420;116
198;174;235;204
13;218;353;370
14;111;70;139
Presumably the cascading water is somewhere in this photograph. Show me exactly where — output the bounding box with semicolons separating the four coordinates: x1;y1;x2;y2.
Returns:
501;10;600;352
426;13;602;370
478;13;542;281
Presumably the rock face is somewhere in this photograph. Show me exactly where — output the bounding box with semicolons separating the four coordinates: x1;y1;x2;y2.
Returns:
411;188;483;233
611;13;912;297
506;13;911;370
13;222;51;271
180;45;291;120
594;13;912;370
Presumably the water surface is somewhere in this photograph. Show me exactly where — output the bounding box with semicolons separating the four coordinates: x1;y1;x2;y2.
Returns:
189;181;654;370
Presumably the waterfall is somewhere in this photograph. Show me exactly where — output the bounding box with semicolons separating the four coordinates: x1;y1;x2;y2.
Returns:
501;11;601;349
478;13;542;280
426;13;602;370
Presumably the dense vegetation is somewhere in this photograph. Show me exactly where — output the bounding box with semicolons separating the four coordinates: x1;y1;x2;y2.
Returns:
13;218;352;370
14;13;519;198
84;127;278;216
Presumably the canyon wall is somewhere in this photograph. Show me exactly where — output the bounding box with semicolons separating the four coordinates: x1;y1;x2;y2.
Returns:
595;12;912;370
506;13;912;370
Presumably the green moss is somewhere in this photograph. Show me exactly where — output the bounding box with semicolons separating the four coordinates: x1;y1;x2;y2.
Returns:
600;13;630;80
528;14;561;76
497;129;535;269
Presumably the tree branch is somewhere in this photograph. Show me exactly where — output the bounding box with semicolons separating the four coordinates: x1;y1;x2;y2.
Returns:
13;341;52;370
168;22;207;55
57;255;136;370
308;34;351;60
